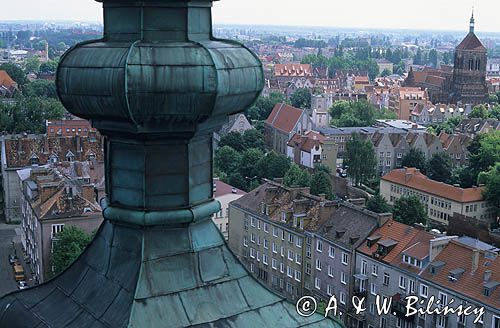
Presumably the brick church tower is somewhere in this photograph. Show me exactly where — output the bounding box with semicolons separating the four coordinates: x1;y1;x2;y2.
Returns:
451;11;488;104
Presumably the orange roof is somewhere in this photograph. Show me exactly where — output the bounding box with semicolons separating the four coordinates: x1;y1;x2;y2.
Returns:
382;167;484;203
266;103;304;134
421;240;500;310
0;70;17;89
274;64;312;77
357;220;434;268
287;131;325;153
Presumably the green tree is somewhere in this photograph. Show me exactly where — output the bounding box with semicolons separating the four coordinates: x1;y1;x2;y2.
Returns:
344;133;377;186
242;129;265;151
413;48;423;65
23;79;57;98
227;173;247;191
488;94;499;104
428;49;438;67
0;63;27;86
39;60;58;73
329;100;378;127
256;151;290;179
214;146;241;176
401;148;427;173
218;131;245;152
450;166;476;188
380;68;391;77
284;164;311;188
478;163;500;216
366;193;390;213
239;148;264;181
426;152;452;183
24;57;41;74
51;226;93;276
469;105;490;119
468;131;500;177
310;171;333;198
393;196;427;226
246;92;285;121
290;88;311;109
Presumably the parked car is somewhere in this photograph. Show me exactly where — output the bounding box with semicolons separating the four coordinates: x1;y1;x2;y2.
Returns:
13;264;25;282
17;281;28;290
8;254;18;265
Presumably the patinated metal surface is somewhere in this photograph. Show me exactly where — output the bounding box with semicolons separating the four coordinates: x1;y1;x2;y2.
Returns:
0;0;343;327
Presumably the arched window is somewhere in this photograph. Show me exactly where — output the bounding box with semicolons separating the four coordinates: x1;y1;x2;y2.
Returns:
469;59;473;70
475;59;480;70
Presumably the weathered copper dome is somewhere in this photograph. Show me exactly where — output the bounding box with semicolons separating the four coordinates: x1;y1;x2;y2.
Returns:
0;0;342;327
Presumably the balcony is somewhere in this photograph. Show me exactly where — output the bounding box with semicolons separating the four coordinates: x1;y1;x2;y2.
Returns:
391;293;416;322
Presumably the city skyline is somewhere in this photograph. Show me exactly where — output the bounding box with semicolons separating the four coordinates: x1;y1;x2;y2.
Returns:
0;0;499;33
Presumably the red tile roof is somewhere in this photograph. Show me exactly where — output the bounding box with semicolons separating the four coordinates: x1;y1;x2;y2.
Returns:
456;32;487;51
420;240;500;310
357;220;434;268
0;70;17;89
266;103;304;134
382;167;484;203
287;131;325;153
274;64;312;77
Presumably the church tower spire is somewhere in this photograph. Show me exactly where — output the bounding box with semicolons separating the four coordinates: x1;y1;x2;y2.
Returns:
470;8;475;33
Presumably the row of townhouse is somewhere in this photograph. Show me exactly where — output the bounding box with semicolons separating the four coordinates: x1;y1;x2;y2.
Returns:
228;179;391;327
410;103;472;126
354;219;500;328
228;179;500;328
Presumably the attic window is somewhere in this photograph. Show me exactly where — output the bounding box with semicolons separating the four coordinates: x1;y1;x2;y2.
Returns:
447;268;464;282
429;261;446;275
483;287;490;297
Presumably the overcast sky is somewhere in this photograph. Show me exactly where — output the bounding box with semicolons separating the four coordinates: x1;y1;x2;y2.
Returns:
1;0;499;32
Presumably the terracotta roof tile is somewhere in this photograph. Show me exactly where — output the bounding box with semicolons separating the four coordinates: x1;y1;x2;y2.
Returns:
381;167;484;203
421;240;500;310
265;103;304;134
456;32;487;51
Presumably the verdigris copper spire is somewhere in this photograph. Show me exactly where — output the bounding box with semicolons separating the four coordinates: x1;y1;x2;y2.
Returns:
0;1;341;327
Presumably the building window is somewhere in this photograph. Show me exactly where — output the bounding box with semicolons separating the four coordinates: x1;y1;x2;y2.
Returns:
340;292;346;305
295;254;302;265
272;258;277;270
438;292;447;306
328;265;334;277
370;283;377;296
250;248;256;259
272;242;277;254
327;284;333;296
317;240;323;252
295;270;301;282
263;222;269;233
296;237;302;248
272;227;278;237
287;266;293;278
315;258;322;271
399;276;407;289
243;236;248;247
383;273;390;286
361;260;367;275
263;254;268;265
51;224;64;238
372;264;378;276
305;263;311;275
250;233;256;243
341;271;347;285
280;263;284;274
315;278;321;290
288;250;294;261
263;239;268;249
250;217;255;227
419;284;428;298
328;246;335;258
341;252;348;265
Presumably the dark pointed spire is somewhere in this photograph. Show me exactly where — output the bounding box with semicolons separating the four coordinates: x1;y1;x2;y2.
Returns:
470;7;475;33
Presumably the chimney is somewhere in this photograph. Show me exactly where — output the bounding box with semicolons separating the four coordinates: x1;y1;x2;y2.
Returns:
484;270;492;282
471;249;479;274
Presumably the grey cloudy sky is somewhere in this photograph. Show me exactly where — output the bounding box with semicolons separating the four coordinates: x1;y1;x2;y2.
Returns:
1;0;499;32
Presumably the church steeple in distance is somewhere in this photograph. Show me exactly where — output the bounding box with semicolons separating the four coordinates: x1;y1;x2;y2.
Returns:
470;8;475;33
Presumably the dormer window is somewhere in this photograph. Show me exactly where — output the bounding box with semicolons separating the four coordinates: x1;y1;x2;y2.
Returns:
429;261;446;275
447;268;464;282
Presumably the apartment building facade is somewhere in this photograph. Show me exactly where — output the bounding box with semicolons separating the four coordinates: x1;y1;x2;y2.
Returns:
380;167;495;227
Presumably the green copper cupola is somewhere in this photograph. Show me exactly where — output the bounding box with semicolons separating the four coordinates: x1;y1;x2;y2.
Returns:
0;1;342;327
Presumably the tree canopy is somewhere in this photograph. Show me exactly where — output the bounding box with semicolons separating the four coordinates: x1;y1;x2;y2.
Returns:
344;132;377;186
51;226;93;276
366;193;390;213
478;163;500;216
310;170;333;199
401;148;427;173
284;164;311;188
290;88;311;110
393;196;427;226
426;152;452;183
0;63;27;87
245;92;285;122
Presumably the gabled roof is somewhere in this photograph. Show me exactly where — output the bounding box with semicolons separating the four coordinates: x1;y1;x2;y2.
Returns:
0;70;17;89
421;240;500;310
287;131;325;153
265;103;304;134
456;32;487;51
382;167;484;203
